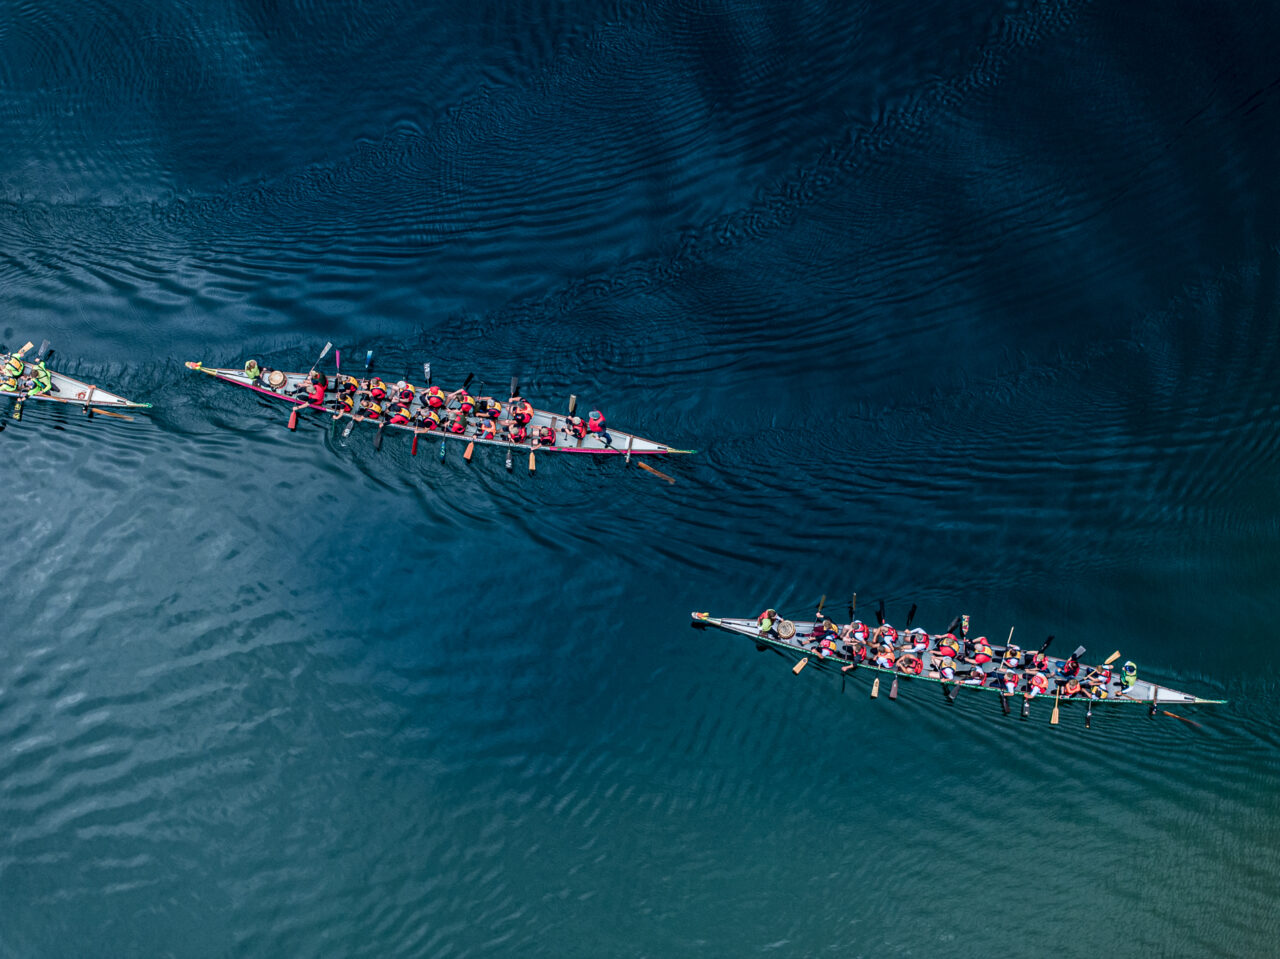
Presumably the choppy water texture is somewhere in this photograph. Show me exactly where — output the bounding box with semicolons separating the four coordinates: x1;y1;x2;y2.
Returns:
3;1;1280;956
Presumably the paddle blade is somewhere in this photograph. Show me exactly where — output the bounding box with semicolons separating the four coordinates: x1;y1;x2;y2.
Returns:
817;594;826;616
424;363;431;385
568;393;577;415
411;431;419;456
463;372;474;389
374;423;384;451
1050;693;1060;725
637;461;676;484
1104;651;1121;665
889;677;899;700
505;449;513;471
870;677;880;698
509;376;518;398
287;407;299;431
1001;694;1011;716
792;657;808;675
528;450;536;472
335;349;341;371
876;600;885;626
906;604;916;629
318;341;332;360
364;350;374;369
464;441;474;462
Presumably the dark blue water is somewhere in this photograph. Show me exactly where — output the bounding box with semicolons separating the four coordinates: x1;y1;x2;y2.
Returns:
3;1;1280;955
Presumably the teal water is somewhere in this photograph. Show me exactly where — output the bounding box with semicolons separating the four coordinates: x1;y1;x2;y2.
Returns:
3;1;1280;956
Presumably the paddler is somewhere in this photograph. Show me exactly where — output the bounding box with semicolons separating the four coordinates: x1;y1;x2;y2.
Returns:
1001;643;1022;671
359;395;384;421
27;358;52;396
476;396;503;420
935;631;961;661
966;636;994;666
447;386;475;414
244;359;262;383
394;381;416;406
532;424;557;448
331;391;355;417
565;415;587;441
448;413;468;435
387;400;413;425
935;656;956;680
902;628;929;653
2;345;28;390
587;409;612;446
478;418;497;440
1057;652;1081;679
509;395;533;427
873;622;898;647
964;663;987;686
296;370;327;405
507;420;529;444
366;376;387;402
415;407;443;431
1063;677;1084;698
1025;671;1049;700
421;384;447;409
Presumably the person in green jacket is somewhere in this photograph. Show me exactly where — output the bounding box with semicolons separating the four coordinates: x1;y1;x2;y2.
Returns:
2;346;27;390
28;358;52;396
1120;660;1138;692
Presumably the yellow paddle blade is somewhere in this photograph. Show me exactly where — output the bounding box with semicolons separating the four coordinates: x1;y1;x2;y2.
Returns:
792;657;808;675
1104;650;1121;665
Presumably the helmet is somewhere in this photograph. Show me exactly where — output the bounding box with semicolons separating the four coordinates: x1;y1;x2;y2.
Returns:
589;410;603;420
941;657;954;667
1122;661;1137;674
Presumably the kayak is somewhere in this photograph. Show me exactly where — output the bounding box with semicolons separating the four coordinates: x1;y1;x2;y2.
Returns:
185;361;694;456
1;351;151;412
690;613;1226;715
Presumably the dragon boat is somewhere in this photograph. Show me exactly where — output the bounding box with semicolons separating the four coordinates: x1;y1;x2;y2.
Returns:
691;612;1225;723
185;360;693;458
1;341;151;418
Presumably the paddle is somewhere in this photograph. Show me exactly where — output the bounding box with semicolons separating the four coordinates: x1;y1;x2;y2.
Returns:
464;440;475;462
82;385;96;417
1085;695;1093;728
568;393;577;416
342;351;373;438
792;657;808;675
424;362;431;386
889;676;899;700
373;418;387;451
905;604;917;629
848;592;857;620
1050;690;1061;725
1162;710;1203;728
637;461;676;484
529;448;536;472
1001;692;1011;716
816;594;826;619
1104;651;1121;665
870;677;880;698
308;341;332;377
876;599;885;627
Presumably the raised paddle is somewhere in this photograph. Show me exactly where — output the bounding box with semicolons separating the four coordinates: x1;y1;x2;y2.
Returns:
568;393;577;415
848;592;857;619
308;341;332;378
1050;690;1061;725
410;428;420;456
424;362;431;386
792;657;808;675
1104;651;1121;665
816;594;826;618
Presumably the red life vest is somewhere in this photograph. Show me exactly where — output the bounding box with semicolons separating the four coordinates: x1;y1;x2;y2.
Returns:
449;416;466;434
456;392;474;413
397;386;415;403
509;423;527;443
418;410;441;430
538;426;556;446
880;625;898;644
424;386;445;408
1030;673;1048;693
306;383;326;404
389;405;412;425
513;402;533;425
570;419;587;439
588;411;606;432
368;378;386;401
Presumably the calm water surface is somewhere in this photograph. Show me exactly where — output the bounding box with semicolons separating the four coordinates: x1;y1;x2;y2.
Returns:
2;1;1280;956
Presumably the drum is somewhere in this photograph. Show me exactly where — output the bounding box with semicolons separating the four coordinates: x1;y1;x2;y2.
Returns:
776;620;796;639
265;370;287;389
